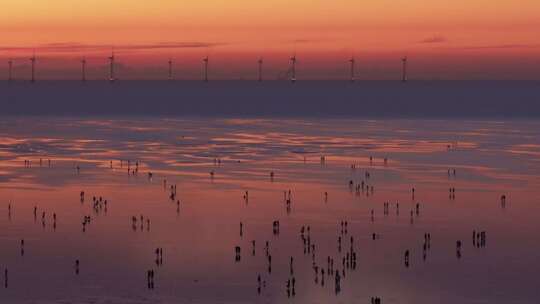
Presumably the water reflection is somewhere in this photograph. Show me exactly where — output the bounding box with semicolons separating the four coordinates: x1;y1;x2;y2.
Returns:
0;117;539;303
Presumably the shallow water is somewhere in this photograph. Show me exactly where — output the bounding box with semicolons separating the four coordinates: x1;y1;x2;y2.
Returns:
1;117;539;304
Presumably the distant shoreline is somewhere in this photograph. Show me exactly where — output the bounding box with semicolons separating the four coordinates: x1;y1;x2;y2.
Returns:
1;80;539;118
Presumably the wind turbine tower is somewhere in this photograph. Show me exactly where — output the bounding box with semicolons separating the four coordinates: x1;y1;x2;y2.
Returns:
30;52;36;83
258;58;263;82
401;56;408;82
168;59;173;80
349;57;356;82
289;55;297;83
81;57;87;82
108;51;116;82
8;59;13;82
203;56;209;82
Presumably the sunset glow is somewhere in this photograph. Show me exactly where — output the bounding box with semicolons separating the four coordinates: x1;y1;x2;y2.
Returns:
1;0;539;79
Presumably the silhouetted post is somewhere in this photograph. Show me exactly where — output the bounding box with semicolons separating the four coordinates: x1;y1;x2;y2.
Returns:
30;52;36;83
168;59;173;80
401;56;408;82
203;56;209;82
290;55;297;83
349;57;355;82
108;51;115;82
258;58;263;82
81;58;87;82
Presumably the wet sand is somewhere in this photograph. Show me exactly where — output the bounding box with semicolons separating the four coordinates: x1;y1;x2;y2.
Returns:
1;117;539;303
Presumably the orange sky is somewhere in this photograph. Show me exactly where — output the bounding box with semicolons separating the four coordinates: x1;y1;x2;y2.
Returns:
1;0;539;79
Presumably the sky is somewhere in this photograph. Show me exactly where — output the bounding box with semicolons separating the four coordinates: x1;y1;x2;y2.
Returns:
0;0;539;80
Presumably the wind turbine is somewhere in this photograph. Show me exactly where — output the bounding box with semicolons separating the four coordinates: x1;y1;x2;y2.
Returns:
258;58;263;82
108;50;116;82
289;54;297;83
30;51;36;83
401;56;408;82
81;57;87;82
168;58;173;81
349;57;356;82
7;59;13;82
203;56;209;82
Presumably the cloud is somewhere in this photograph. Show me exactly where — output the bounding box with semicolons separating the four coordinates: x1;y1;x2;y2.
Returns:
457;44;540;50
419;35;447;44
0;42;227;53
286;38;332;44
